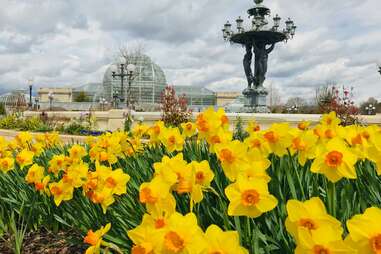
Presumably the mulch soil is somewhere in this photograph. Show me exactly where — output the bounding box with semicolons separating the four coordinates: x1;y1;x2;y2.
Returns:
0;228;86;254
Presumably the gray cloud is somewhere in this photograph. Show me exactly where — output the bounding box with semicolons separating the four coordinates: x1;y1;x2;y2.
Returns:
0;0;380;104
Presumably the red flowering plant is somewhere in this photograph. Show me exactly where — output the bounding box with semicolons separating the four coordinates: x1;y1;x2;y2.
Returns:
160;85;192;127
317;85;359;126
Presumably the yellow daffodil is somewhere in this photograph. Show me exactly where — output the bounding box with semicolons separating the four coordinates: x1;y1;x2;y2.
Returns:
91;188;115;214
341;125;371;159
0;157;14;173
84;223;111;254
196;107;228;139
285;197;343;242
191;160;214;188
128;223;155;254
69;144;87;162
263;123;292;157
297;121;311;131
321;111;341;127
132;123;149;138
63;162;89;188
49;180;74;206
225;176;278;218
238;160;271;183
290;130;318;166
152;212;206;254
16;149;34;169
160;127;184;153
147;121;165;145
125;136;143;156
246;120;261;134
181;122;197;138
204;225;249;254
102;168;130;195
215;140;249;181
153;153;188;186
174;163;202;207
25;163;45;186
346;207;381;254
35;175;51;195
310;138;357;183
15;131;33;148
30;142;44;156
206;129;233;153
244;132;271;158
42;132;62;147
139;200;175;232
139;177;174;212
48;154;67;176
128;202;176;253
295;225;355;254
176;160;215;207
368;130;381;175
216;108;230;130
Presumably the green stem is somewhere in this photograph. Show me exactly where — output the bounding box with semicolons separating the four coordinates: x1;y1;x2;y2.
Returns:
284;157;297;199
327;181;336;217
291;154;306;200
234;216;243;243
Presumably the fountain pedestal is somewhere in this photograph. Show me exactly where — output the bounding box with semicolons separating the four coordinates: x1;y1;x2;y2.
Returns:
242;87;269;113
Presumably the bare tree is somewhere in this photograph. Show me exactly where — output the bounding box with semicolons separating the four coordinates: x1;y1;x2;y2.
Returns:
286;97;307;108
117;42;145;65
267;82;282;108
315;81;337;109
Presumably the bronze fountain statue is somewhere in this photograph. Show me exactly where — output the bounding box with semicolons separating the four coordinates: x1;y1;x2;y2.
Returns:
223;0;296;112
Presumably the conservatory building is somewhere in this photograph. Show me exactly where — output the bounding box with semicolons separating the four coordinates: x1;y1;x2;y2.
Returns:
102;54;217;110
102;54;167;110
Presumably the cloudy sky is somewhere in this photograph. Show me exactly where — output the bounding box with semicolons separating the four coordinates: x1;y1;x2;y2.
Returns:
1;0;381;103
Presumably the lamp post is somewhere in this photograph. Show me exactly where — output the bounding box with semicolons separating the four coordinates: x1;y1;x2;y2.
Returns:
34;97;39;111
27;79;33;109
48;91;54;111
126;64;137;109
365;104;376;115
287;105;298;114
111;56;132;108
99;97;108;111
112;91;119;109
222;0;296;112
378;64;381;76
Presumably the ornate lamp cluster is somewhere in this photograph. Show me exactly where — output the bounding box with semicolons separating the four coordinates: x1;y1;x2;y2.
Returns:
222;0;296;42
365;104;376;115
111;56;137;109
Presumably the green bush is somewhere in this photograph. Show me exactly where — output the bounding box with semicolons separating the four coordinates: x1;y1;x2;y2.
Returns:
0;114;52;132
0;103;6;116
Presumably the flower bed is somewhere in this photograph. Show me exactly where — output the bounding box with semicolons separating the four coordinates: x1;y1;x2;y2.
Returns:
0;108;380;253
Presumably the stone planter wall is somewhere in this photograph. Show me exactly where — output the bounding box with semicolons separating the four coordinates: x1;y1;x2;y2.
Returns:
22;110;381;132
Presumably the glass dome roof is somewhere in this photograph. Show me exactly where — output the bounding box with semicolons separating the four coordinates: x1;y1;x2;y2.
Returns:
0;90;31;108
102;54;167;106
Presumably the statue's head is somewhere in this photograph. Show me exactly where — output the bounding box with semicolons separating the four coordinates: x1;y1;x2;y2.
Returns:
254;0;264;5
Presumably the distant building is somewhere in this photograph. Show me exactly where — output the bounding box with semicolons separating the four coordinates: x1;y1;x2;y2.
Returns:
38;88;73;103
30;54;218;111
73;83;103;102
103;53;216;110
0;90;32;112
216;92;241;107
102;54;166;109
174;86;216;111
